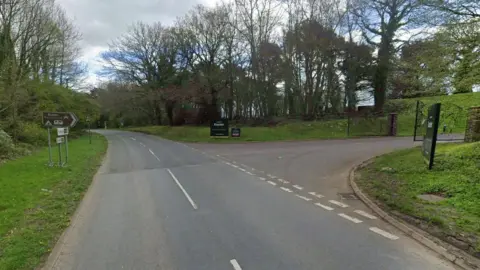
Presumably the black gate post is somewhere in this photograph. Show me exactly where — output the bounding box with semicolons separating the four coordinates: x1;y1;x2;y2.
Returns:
413;100;420;141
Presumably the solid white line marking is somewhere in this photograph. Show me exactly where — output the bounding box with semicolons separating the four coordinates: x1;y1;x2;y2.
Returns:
230;259;243;270
295;195;312;201
259;177;266;181
338;213;362;223
354;210;377;220
293;185;303;190
167;169;198;210
148;149;161;161
329;200;349;208
315;203;334;211
369;227;399;240
246;171;254;175
267;181;277;186
280;187;293;192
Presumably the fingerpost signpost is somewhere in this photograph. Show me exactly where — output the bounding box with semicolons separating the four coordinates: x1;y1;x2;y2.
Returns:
43;112;78;167
422;103;441;170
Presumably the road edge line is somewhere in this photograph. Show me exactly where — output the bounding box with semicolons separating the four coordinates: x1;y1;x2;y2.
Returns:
349;158;480;270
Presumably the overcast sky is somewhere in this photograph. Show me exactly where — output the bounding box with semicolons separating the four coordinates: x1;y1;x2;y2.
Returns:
57;0;219;87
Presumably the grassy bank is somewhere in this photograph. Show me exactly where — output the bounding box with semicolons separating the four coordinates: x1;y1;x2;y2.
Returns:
356;142;480;256
127;118;388;142
127;93;479;143
0;134;107;270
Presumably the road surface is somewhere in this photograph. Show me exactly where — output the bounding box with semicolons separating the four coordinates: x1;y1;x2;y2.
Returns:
45;130;456;270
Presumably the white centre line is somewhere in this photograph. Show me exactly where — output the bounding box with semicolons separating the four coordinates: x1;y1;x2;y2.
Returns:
369;227;399;240
338;213;362;223
295;195;312;201
354;210;377;220
238;168;246;172
293;185;303;190
130;137;136;141
259;177;266;181
231;164;239;168
315;203;334;211
280;187;293;192
329;200;349;208
267;181;277;186
267;174;277;179
148;149;161;161
246;171;255;176
139;142;146;147
167;169;198;210
230;259;243;270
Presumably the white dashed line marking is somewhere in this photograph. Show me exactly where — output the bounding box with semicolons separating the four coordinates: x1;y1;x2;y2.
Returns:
329;200;349;208
225;162;232;166
280;187;293;193
139;142;146;147
239;168;246;172
259;177;266;181
231;165;239;168
354;210;377;220
293;185;303;190
167;169;198;210
267;181;277;186
267;174;277;179
278;179;289;184
338;213;362;223
246;171;255;175
308;192;325;198
130;137;136;141
315;203;334;211
369;227;399;240
230;259;243;270
295;195;312;201
148;149;161;161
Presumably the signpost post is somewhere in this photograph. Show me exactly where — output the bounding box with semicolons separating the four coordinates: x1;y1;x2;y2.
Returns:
210;119;229;138
43;112;78;167
56;137;64;167
422;103;441;170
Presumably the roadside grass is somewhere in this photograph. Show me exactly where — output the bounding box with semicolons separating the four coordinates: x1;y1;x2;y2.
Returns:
0;134;107;270
355;142;480;256
126;118;391;142
127;93;479;142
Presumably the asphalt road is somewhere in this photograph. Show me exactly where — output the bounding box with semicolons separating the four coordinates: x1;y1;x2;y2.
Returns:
45;130;457;270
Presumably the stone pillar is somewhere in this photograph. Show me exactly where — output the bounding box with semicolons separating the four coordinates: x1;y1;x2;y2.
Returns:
464;106;480;142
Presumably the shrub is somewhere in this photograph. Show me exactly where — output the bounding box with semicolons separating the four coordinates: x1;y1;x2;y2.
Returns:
17;122;48;146
0;129;15;158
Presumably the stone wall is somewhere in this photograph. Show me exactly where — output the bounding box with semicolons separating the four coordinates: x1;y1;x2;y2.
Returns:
464;106;480;142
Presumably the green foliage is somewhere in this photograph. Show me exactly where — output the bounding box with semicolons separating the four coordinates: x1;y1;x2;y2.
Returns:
356;142;480;253
16;122;48;147
0;135;107;270
0;129;15;159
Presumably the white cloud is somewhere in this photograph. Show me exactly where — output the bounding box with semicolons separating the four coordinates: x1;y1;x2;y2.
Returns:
57;0;223;87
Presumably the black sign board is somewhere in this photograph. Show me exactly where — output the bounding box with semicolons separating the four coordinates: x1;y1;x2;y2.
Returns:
422;103;441;170
43;112;78;128
231;128;241;137
210;119;229;137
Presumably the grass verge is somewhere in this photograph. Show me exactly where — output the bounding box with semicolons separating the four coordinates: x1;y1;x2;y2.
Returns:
0;134;107;270
355;142;480;257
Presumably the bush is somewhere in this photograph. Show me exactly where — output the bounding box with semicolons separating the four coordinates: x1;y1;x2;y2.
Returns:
17;122;48;146
0;129;15;158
